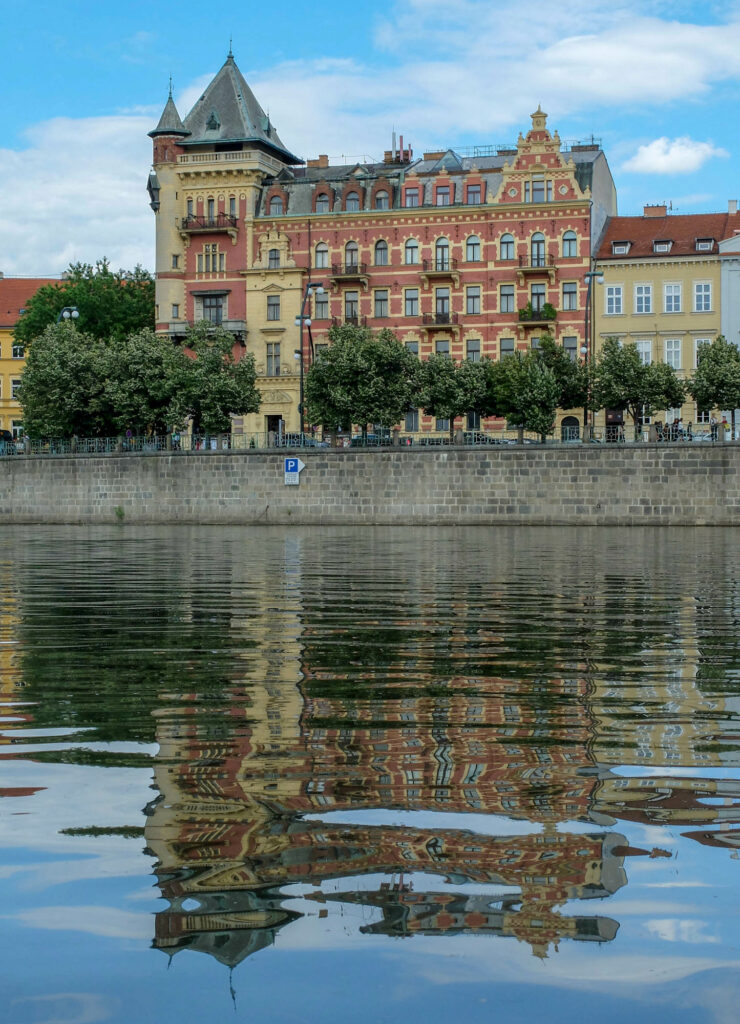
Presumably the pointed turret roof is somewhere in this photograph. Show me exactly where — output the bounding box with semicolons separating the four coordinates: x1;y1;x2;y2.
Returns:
149;86;190;139
180;52;301;164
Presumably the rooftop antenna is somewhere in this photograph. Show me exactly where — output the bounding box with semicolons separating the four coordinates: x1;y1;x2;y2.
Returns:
168;75;173;98
228;35;233;58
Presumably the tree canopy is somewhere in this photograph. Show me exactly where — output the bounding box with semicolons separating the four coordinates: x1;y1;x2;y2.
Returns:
689;336;740;427
305;323;420;434
592;337;686;438
419;355;489;440
13;260;155;347
490;352;560;439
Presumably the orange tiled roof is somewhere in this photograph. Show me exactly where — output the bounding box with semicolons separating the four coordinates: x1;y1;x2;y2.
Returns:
0;277;59;329
597;212;740;261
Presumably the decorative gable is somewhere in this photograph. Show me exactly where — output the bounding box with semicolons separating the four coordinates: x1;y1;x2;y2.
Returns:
492;107;587;206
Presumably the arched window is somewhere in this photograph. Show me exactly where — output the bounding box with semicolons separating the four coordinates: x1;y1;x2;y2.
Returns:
269;196;283;215
315;193;330;214
345;241;359;268
375;189;389;210
531;232;545;267
345;191;360;212
405;239;419;265
315;242;329;269
466;235;481;262
435;238;450;272
500;233;515;260
374;240;388;266
562;231;577;258
268;248;280;269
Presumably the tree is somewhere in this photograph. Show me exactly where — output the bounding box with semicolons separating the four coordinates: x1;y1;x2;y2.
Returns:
535;335;588;411
689;336;740;434
420;355;488;441
13;260;154;347
18;322;111;437
494;352;559;440
592;337;686;439
305;323;420;436
101;329;185;436
173;321;261;435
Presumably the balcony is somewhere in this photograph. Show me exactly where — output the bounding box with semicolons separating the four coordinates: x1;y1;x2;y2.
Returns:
517;304;556;337
421;312;460;334
517;253;556;284
163;319;247;340
420;257;459;288
330;263;369;289
331;315;367;327
179;213;239;244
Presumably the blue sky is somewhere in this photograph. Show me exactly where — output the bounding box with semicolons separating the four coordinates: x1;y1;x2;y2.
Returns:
1;0;739;275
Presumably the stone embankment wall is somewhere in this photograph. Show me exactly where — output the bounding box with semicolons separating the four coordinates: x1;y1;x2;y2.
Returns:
0;444;738;526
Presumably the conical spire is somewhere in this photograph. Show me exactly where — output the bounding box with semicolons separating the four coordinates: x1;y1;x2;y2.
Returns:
179;52;300;163
149;85;190;139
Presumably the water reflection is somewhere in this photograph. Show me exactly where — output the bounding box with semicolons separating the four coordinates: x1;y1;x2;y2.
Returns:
2;526;740;1011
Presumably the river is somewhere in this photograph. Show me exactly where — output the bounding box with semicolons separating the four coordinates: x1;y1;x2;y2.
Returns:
1;525;739;1023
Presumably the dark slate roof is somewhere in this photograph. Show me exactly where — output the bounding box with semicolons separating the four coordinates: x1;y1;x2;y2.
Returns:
180;53;301;163
148;90;190;138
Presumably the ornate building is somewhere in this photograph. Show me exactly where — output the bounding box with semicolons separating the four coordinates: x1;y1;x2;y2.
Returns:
148;52;616;437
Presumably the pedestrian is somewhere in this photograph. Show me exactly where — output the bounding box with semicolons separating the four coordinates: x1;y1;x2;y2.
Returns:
710;414;718;441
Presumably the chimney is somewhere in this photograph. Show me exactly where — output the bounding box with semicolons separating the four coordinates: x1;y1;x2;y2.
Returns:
306;154;330;169
643;204;667;217
729;199;738;215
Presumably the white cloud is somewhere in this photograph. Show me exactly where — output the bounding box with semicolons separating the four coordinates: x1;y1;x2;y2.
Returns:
7;904;151;940
645;918;720;944
623;137;729;174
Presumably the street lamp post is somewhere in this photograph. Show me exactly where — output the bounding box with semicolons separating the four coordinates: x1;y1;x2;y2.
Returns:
582;270;604;436
56;306;80;323
294;280;324;437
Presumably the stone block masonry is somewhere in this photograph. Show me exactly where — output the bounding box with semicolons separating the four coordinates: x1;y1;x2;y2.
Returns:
0;444;738;526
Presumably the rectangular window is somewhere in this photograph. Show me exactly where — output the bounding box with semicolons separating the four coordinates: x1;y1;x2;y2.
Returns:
171;254;179;270
11;343;24;359
532;176;545;203
11;421;23;439
563;336;578;362
345;290;359;320
405;340;419;356
202;295;223;324
635;339;652;365
436;417;450;431
268;250;280;269
11;378;21;400
405;289;419;316
664;338;681;369
606;285;623;315
500;337;515;358
171;304;179;319
219;252;225;272
466;286;481;314
435;288;450;316
467;410;481;430
404;188;419;208
635;283;652;314
229;197;236;217
314;342;328;357
374;289;389;318
197;254;203;273
696;405;711;424
466;338;481;362
500;284;515;314
436;186;450;206
694;282;711;311
266;342;280;377
562;282;577;311
405;408;419;431
467;184;481;204
664;283;682;313
267;294;280;321
186;199;193;217
315;292;328;319
531;283;546;313
435;339;450;357
694;338;711;368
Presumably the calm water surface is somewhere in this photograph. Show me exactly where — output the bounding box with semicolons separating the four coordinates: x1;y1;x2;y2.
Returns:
1;526;740;1024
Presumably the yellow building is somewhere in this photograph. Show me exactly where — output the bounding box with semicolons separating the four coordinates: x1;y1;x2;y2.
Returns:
0;276;56;437
594;205;740;434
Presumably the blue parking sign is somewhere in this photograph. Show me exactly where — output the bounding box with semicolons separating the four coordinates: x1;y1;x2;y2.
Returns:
284;457;305;485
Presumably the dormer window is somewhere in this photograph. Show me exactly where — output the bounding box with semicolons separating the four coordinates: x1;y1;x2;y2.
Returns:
269;196;284;215
315;193;330;213
695;238;714;252
653;240;672;253
345;191;360;212
611;241;630;255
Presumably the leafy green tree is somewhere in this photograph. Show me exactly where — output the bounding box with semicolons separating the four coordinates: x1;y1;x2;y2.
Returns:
494;353;559;440
689;336;740;434
305;323;420;436
535;334;588;411
101;329;185;435
173;321;261;434
18;322;111;437
13;260;155;347
592;337;685;439
420;355;488;441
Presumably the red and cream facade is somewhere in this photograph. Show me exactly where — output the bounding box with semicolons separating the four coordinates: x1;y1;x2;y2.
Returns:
149;55;616;436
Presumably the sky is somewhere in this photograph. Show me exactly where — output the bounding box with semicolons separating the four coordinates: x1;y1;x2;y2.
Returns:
1;0;739;277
